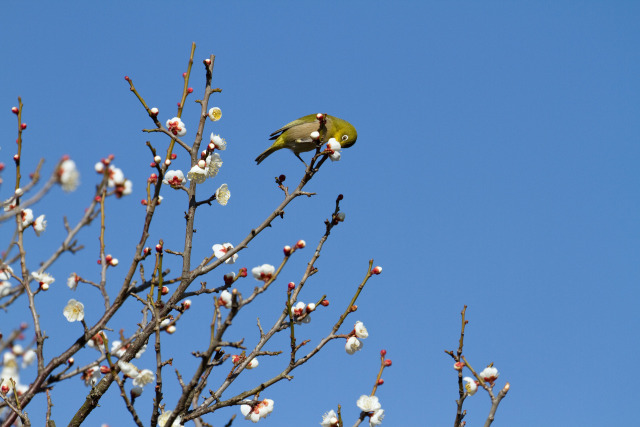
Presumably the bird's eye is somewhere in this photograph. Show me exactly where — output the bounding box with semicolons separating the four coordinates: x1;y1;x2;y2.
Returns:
341;135;349;141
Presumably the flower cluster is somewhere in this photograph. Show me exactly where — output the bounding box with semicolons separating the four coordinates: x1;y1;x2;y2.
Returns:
186;132;227;184
166;117;187;137
251;264;275;282
240;398;274;423
356;395;384;426
462;365;500;396
346;321;369;355
17;208;47;235
212;243;238;264
58;157;80;192
291;301;315;324
94;159;133;197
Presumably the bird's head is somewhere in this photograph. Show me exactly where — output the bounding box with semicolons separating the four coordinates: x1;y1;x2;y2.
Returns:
333;119;358;149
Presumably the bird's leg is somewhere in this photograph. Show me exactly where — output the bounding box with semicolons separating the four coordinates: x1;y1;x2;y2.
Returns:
294;152;308;166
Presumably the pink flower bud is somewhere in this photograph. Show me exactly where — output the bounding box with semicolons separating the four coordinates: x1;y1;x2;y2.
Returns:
21;123;27;130
288;282;295;290
105;254;113;263
143;247;151;255
239;267;247;277
68;357;74;365
372;266;382;275
182;72;187;78
384;359;392;367
1;384;9;394
187;88;193;93
204;58;211;65
171;153;177;160
13;154;20;162
377;379;384;385
11;107;19;114
454;362;464;371
161;286;169;295
100;365;111;374
349;305;358;312
155;244;163;253
296;240;306;249
124;76;130;81
150;107;159;116
380;349;387;357
321;299;329;307
316;113;324;121
283;245;292;255
182;300;192;309
141;199;148;205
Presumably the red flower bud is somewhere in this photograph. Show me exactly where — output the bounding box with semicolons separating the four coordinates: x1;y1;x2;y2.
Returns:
380;349;387;357
11;107;19;114
384;359;392;367
321;299;329;306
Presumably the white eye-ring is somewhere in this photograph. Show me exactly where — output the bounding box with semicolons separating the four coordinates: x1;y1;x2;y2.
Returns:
341;135;349;141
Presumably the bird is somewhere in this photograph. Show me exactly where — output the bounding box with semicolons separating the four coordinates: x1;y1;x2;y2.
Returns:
255;114;357;164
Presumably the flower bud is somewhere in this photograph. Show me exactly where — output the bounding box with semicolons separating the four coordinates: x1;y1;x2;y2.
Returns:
380;349;387;357
372;266;382;275
310;131;320;140
14;188;23;197
182;299;192;309
316;113;324;121
154;155;161;163
166;325;176;334
68;357;74;365
100;365;111;374
164;159;171;166
150;107;159;116
171;153;177;160
204;58;211;65
239;267;247;277
377;379;384;385
41;283;49;291
187;87;194;94
296;240;306;249
287;282;295;290
161;286;169;295
11;107;19;114
453;362;464;371
124;76;130;81
321;299;329;307
21;123;27;130
384;359;392;367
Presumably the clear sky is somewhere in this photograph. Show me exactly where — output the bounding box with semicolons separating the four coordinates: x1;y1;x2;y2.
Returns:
1;2;639;426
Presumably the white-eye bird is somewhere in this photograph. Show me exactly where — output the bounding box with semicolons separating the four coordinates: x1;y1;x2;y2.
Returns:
255;114;357;164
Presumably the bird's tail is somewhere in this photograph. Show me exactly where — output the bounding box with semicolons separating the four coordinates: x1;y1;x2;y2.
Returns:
255;146;278;164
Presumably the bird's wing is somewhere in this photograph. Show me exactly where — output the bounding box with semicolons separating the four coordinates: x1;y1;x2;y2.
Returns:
269;114;318;140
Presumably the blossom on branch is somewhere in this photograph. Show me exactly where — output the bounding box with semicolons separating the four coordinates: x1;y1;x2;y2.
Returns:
345;336;363;354
463;377;478;395
163;170;186;189
166;117;187;137
240;398;274;423
212;243;238;264
251;264;275;282
206;152;223;178
33;214;47;236
31;271;55;290
215;183;230;205
210;133;227;150
58;158;80;191
320;409;339;427
63;299;85;322
480;365;499;385
356;395;381;412
158;410;183;427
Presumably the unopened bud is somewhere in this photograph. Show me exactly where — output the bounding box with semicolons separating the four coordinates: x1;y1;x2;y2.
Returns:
187;87;194;94
171;153;177;160
316;113;324;121
296;240;306;249
124;76;130;81
11;107;19;114
287;282;295;290
14;188;23;197
377;379;384;385
384;359;392;367
161;286;169;295
150;107;159;116
204;58;211;65
166;325;176;334
278;174;286;182
21;123;27;130
68;357;74;365
239;267;247;277
100;365;111;374
283;245;292;255
321;299;329;307
154;155;162;163
310;131;320;140
164;159;171;166
380;349;387;357
372;266;382;275
182;299;192;309
306;303;316;312
155;244;163;253
130;386;143;398
198;159;206;169
349;305;358;312
41;283;49;291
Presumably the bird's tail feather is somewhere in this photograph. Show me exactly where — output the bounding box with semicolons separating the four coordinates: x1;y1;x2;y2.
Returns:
255;147;278;165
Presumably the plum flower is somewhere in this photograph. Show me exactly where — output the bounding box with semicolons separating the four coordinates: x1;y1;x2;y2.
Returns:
187;162;207;184
21;209;34;227
463;377;478;395
163;170;186;189
480;366;499;385
251;264;275;282
215;183;230;205
58;159;80;191
219;290;232;309
33;214;47;236
206;153;223;178
345;336;363;355
32;271;55;290
166;117;187;137
158;410;183;427
240;398;274;423
208;107;222;122
210;133;227;150
63;299;85;322
356;395;381;412
133;369;155;387
354;321;369;339
212;243;238;264
67;273;80;290
320;410;339;427
326;138;341;161
0;265;13;281
0;281;11;297
369;409;385;426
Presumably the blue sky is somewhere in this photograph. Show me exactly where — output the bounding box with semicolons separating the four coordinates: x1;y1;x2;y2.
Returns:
1;2;639;426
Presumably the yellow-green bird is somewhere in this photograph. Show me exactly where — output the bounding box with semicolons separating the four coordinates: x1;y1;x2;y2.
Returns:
255;114;358;164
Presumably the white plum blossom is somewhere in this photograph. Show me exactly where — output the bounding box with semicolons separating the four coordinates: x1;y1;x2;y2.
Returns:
215;183;230;205
33;214;47;236
241;398;274;423
187;162;207;184
133;369;155;387
21;350;36;369
463;377;478;395
32;271;55;289
292;301;311;324
354;321;369;339
320;409;339;426
21;209;34;227
112;341;147;359
345;336;364;355
166;117;187;137
67;273;80;290
480;366;499;384
1;353;19;392
208;107;221;122
212;243;238;264
63;299;85;322
206;152;223;177
118;360;139;378
246;358;259;369
369;409;385;426
163;170;186;189
0;281;11;297
326;138;342;161
122;179;133;195
0;264;13;280
210;133;227;150
251;264;275;282
83;367;101;387
356;395;381;413
219;290;232;309
108;166;125;187
158;410;184;427
59;159;80;191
